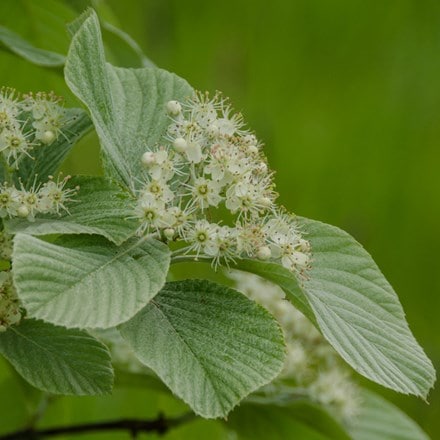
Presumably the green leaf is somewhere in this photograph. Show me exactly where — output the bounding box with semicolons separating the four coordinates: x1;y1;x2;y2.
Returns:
12;234;170;329
298;217;435;398
64;9;193;189
6;176;138;245
120;280;286;418
350;389;429;440
12;108;92;188
0;319;114;395
0;25;65;67
237;217;435;399
226;400;350;440
235;258;316;326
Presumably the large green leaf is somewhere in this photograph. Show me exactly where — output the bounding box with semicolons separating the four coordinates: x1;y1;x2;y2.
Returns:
12;234;170;329
64;9;193;189
0;319;113;395
6;176;138;245
226;400;350;440
120;280;286;418
350;390;429;440
298;217;435;398
237;217;435;399
0;25;65;67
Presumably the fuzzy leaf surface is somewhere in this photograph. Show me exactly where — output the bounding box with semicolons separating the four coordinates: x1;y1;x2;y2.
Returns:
13;234;170;329
0;319;113;395
120;279;285;418
238;217;435;399
65;9;193;189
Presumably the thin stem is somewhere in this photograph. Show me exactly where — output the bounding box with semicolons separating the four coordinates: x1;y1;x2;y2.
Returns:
0;413;195;439
171;254;213;264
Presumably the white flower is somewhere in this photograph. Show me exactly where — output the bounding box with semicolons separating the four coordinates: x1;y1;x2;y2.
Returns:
0;185;21;218
134;193;169;234
141;179;174;203
0;231;13;260
189;177;223;210
132;91;311;274
146;149;178;181
0;87;20;130
184;220;218;257
0;271;21;332
38;175;77;215
0;128;32;164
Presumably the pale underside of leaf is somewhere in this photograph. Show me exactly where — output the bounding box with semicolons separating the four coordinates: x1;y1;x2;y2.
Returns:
65;9;193;190
12;234;170;329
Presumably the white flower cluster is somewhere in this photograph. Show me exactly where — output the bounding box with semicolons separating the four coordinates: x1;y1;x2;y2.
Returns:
0;230;12;260
94;328;148;374
0;271;21;332
0;88;68;167
0;175;77;221
135;92;311;274
229;271;361;422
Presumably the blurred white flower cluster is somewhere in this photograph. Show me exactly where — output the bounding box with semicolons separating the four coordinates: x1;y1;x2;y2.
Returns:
0;88;77;222
0;88;67;166
229;271;361;422
135;92;311;274
0;271;21;332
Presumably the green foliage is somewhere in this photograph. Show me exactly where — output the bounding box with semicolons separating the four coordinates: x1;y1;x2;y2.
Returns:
0;4;435;439
349;390;429;440
0;25;65;67
6;176;138;245
12;234;170;328
64;9;192;189
239;217;435;398
227;400;351;440
120;279;286;418
0;319;113;395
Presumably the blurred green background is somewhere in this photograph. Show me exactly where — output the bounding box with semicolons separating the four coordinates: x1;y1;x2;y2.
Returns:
0;0;438;438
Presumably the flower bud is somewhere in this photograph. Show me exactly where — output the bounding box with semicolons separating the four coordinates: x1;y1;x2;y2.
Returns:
40;130;56;145
173;137;188;153
141;151;156;167
166;100;182;115
17;205;29;218
257;246;271;260
164;228;175;240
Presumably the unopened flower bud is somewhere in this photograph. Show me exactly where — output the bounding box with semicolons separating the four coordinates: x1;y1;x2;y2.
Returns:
164;228;175;240
166;100;182;115
40;130;56;145
173;137;188;153
141;152;156;167
257;246;271;260
17;205;29;218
